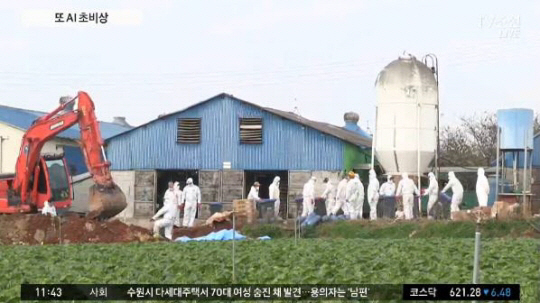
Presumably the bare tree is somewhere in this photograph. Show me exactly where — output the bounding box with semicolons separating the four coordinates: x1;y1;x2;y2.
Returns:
440;113;540;167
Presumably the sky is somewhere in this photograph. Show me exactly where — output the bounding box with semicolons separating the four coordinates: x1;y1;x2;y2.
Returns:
1;0;539;131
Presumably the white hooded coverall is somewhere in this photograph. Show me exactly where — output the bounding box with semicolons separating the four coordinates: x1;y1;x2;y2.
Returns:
269;176;281;217
442;171;464;219
322;180;336;215
173;182;183;227
248;185;260;201
396;173;419;220
367;170;380;220
41;201;57;217
476;168;489;207
333;178;348;216
346;174;364;219
424;172;439;219
379;176;396;219
182;178;201;227
301;177;316;217
163;187;176;207
379;176;396;197
153;198;178;240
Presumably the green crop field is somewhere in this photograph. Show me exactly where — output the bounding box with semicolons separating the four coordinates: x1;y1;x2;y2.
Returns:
1;238;539;302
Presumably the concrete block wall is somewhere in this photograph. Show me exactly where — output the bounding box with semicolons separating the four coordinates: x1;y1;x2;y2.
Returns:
222;170;244;203
200;170;221;202
71;171;138;216
71;177;94;213
111;171;136;219
134;171;156;218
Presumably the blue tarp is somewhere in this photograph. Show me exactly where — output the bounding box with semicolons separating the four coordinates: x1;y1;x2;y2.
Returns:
301;212;321;227
322;214;347;222
174;229;246;243
174;229;273;243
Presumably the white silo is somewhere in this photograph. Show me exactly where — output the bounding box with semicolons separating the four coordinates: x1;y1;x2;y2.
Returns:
374;53;439;177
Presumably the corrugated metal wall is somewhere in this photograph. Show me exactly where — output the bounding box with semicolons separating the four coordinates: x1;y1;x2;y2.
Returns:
106;95;345;171
533;134;540;167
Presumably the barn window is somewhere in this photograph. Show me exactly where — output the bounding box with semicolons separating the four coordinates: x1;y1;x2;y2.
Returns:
177;118;201;144
239;117;263;144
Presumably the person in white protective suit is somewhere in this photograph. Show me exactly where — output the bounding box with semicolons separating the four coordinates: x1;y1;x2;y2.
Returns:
379;175;396;219
367;169;380;220
332;174;349;216
441;171;464;220
476;168;490;207
41;201;57;217
396;173;419;220
173;181;183;227
182;178;201;227
346;173;364;220
162;181;176;208
423;172;439;219
152;182;179;240
379;175;396;197
248;181;261;202
268;177;281;218
301;177;316;217
321;177;336;215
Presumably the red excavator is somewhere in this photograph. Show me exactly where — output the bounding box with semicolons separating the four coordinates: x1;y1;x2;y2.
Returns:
0;91;127;219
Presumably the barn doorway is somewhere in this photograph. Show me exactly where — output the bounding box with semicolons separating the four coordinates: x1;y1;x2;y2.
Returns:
156;170;199;211
244;170;288;218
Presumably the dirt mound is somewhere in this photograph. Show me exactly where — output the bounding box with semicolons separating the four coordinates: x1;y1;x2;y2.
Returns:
0;214;155;245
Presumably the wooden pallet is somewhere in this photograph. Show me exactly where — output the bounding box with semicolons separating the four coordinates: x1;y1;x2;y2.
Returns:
233;199;257;223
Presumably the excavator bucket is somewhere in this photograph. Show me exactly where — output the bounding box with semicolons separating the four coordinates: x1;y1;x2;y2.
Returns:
86;183;127;220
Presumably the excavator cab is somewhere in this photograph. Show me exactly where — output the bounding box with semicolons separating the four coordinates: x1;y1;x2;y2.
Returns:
0;155;73;213
35;155;73;211
35;155;127;220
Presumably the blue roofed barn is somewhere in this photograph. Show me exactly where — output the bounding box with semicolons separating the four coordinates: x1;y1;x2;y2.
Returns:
104;93;372;223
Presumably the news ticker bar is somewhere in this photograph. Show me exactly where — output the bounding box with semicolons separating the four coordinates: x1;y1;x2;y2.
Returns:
21;284;520;301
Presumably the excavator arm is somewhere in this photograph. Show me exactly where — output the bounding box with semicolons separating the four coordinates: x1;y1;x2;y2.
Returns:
12;91;126;219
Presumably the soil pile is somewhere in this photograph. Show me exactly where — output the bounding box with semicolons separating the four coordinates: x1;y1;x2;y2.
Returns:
0;214;155;245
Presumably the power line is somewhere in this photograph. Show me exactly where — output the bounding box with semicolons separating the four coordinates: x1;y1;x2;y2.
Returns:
0;59;365;77
0;65;377;87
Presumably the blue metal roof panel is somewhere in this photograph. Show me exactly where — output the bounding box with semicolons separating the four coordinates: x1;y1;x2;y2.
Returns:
105;95;346;171
0;105;131;140
0;105;79;139
106;93;371;148
98;122;133;139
